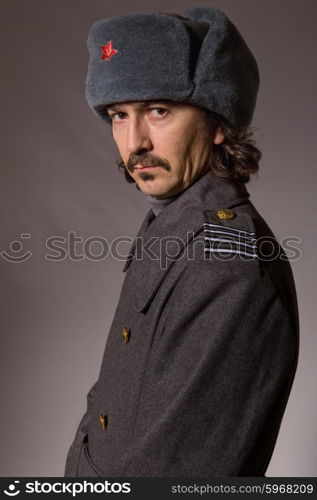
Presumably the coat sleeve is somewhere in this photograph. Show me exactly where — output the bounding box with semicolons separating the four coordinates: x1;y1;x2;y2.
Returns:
64;380;98;476
119;257;298;476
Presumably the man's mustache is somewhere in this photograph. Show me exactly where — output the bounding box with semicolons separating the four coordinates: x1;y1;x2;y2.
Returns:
126;153;171;172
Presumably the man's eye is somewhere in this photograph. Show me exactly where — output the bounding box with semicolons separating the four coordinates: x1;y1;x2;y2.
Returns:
110;112;126;121
150;108;168;117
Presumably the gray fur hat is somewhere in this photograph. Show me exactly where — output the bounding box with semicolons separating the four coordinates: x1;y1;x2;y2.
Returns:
85;6;259;128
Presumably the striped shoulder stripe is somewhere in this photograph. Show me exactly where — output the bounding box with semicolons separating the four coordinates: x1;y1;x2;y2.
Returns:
204;236;257;250
204;248;258;259
203;222;255;236
203;222;258;259
204;228;256;243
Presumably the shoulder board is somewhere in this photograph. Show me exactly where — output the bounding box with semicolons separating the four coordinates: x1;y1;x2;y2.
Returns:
203;222;258;259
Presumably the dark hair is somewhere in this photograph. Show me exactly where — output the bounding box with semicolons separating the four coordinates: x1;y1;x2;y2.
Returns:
117;108;261;185
204;110;261;183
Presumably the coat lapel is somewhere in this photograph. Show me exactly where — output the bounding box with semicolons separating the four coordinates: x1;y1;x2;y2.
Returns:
122;208;156;273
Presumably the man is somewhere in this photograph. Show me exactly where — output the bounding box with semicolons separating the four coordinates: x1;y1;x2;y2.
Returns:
65;6;299;477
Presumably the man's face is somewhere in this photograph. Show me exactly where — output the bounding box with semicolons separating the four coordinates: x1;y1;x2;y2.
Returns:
107;101;224;198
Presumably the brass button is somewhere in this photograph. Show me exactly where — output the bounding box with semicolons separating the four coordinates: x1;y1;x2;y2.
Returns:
99;414;108;431
216;209;235;220
121;327;130;344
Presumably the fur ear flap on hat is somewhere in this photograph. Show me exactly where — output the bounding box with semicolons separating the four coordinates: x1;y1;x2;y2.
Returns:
184;6;259;128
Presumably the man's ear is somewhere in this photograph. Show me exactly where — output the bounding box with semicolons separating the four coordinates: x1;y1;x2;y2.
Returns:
213;126;225;145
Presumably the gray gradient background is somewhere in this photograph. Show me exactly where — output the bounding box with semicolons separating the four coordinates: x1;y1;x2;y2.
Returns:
0;0;316;476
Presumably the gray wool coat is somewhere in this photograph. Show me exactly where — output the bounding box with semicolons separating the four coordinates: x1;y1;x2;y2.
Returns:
64;170;299;477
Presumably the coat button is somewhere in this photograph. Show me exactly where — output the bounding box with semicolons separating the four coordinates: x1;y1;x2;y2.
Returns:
216;209;235;220
99;414;108;431
121;327;130;344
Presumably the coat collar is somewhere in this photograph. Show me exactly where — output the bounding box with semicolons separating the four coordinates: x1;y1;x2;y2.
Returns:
122;170;250;313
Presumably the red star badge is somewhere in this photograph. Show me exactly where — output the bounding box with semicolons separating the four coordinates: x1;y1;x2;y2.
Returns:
101;41;118;61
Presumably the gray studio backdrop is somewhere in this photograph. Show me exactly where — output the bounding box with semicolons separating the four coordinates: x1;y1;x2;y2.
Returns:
1;0;316;476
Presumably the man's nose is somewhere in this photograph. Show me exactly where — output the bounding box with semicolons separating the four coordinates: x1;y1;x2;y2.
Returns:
126;117;152;154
